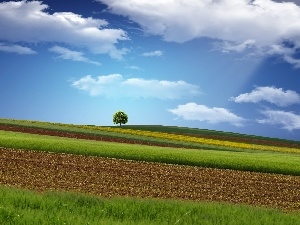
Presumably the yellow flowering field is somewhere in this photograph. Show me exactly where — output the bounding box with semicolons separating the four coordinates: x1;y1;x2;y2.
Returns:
78;125;300;154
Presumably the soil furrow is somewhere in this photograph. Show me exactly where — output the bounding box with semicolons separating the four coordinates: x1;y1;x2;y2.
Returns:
0;147;299;212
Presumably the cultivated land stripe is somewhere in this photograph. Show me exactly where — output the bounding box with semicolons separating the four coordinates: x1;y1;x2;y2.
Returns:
0;147;299;211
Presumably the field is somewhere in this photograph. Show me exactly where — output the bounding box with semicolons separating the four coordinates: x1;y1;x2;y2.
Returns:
1;186;300;225
0;118;299;224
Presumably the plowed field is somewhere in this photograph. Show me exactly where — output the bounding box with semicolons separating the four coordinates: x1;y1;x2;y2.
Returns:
0;147;299;212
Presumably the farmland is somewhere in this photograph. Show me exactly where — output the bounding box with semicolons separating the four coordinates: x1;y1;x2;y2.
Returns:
0;118;299;224
1;147;299;211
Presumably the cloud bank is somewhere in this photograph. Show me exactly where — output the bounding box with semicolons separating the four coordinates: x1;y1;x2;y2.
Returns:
169;102;245;126
98;0;300;67
0;1;128;59
231;86;300;107
71;74;200;99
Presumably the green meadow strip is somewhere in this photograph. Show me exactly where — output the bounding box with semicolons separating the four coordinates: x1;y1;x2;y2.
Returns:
0;186;299;225
0;119;259;153
0;130;299;175
3;117;298;144
1;118;300;148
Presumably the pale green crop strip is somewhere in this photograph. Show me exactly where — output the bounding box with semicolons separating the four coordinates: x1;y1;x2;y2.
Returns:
0;130;300;175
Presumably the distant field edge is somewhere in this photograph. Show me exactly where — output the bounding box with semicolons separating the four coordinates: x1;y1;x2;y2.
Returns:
0;118;300;153
1;117;300;144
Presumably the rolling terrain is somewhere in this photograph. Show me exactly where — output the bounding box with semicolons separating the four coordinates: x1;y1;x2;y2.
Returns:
1;147;299;211
0;118;299;224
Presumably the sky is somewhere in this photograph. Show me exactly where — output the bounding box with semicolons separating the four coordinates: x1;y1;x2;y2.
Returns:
1;0;300;141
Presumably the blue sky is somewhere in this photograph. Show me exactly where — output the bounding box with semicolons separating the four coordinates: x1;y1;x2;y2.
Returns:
1;0;300;141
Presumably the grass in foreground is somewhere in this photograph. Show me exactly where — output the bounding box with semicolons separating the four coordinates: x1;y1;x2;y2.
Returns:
0;186;299;225
0;130;299;175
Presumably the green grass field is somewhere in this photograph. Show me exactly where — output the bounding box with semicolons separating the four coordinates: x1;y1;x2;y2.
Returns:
0;118;246;152
0;118;300;224
1;118;299;151
0;186;299;225
1;118;299;144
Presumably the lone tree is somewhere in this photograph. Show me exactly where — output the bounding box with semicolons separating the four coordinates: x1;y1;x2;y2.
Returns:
113;111;128;126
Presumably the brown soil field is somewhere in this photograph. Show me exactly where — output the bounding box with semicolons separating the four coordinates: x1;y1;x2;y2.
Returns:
0;147;299;212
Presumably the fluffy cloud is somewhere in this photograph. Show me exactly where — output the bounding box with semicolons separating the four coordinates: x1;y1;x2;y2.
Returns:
142;50;163;57
0;43;36;55
168;102;245;126
0;1;128;59
258;110;300;131
231;86;300;107
71;74;200;99
49;46;101;65
98;0;300;66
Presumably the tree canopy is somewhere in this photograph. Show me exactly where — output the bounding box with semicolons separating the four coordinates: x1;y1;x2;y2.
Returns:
113;111;128;126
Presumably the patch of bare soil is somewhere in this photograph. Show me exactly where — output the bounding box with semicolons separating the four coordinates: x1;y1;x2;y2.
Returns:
0;147;299;212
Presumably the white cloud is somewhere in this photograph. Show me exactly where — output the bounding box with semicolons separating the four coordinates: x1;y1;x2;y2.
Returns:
231;86;300;107
127;65;142;70
258;110;300;131
142;50;163;57
0;42;36;55
98;0;300;66
218;40;256;53
49;46;101;65
168;102;245;126
0;1;128;59
266;44;300;68
283;54;300;68
71;74;200;99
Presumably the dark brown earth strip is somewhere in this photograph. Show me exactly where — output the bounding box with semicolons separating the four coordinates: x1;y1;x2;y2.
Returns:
0;147;299;212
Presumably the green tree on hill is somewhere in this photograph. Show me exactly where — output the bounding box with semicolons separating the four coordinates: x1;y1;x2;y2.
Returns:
113;111;128;126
